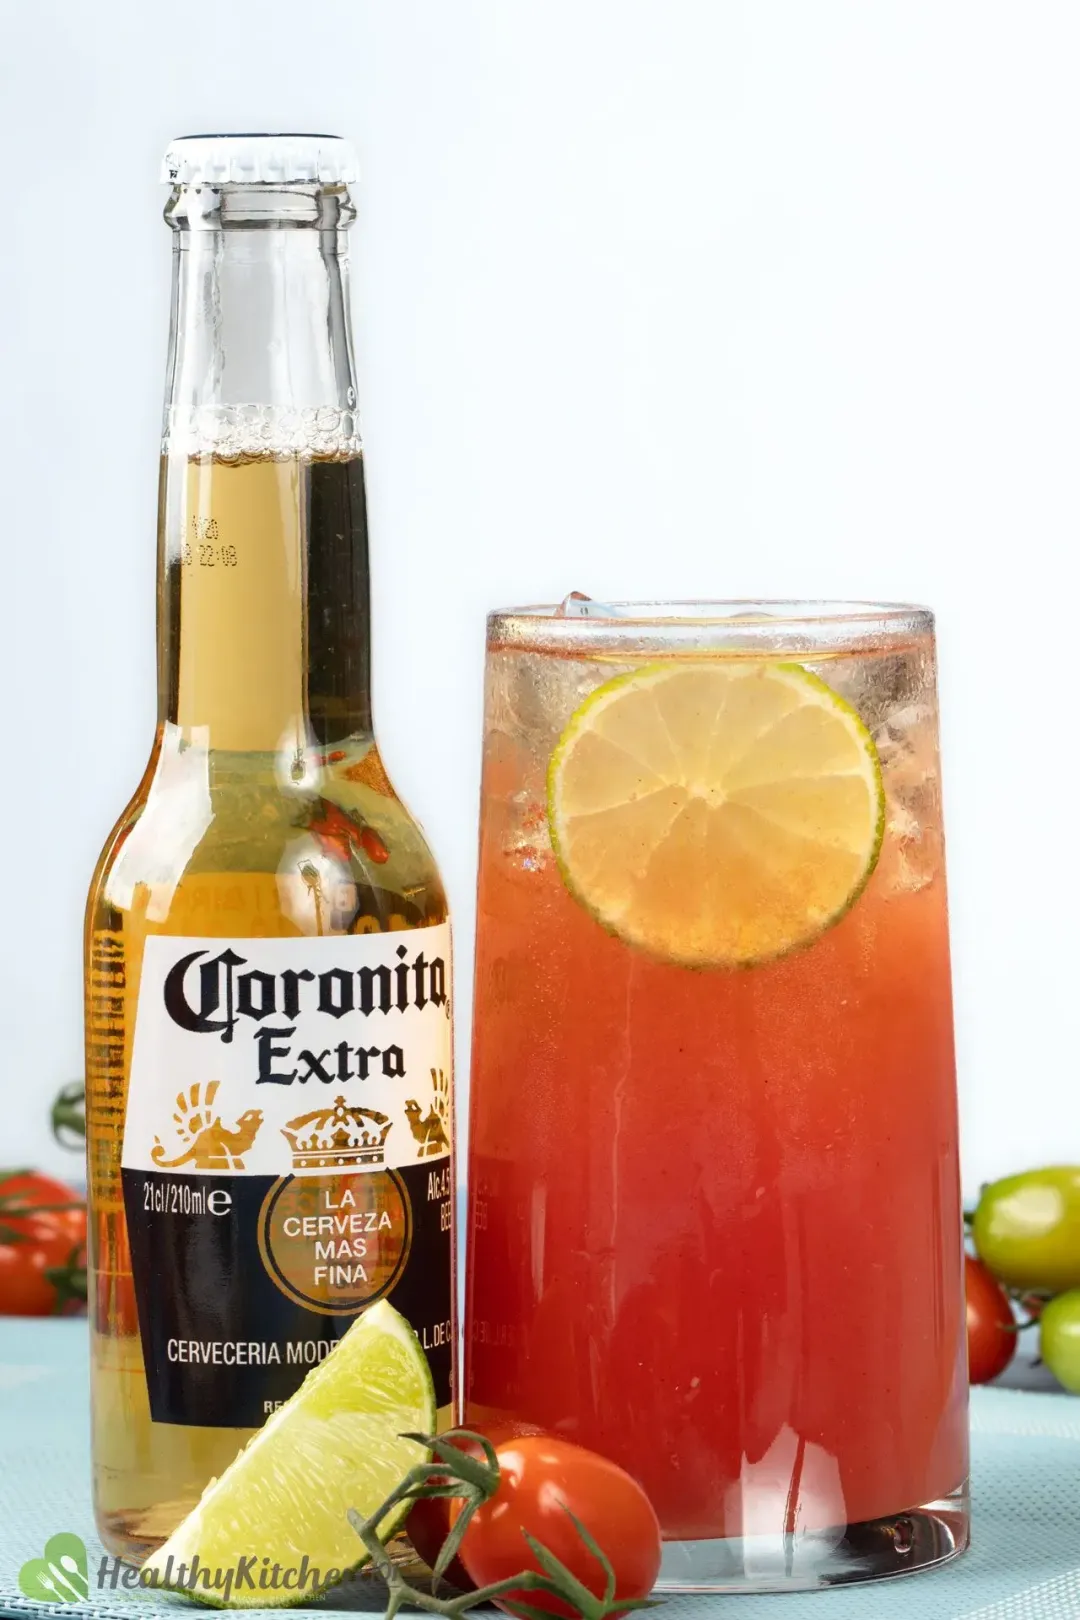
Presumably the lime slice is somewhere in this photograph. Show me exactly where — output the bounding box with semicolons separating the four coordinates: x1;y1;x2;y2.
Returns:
142;1300;435;1608
548;662;884;968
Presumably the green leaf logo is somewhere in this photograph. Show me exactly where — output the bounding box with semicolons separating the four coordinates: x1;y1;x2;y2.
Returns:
18;1532;89;1603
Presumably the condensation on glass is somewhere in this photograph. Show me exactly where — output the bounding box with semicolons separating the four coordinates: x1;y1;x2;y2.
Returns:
465;600;968;1593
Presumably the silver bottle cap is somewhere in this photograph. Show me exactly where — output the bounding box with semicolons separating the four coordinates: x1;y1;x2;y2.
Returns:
162;133;358;187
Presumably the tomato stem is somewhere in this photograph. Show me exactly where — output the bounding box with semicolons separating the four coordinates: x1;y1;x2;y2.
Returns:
348;1430;662;1620
44;1244;87;1311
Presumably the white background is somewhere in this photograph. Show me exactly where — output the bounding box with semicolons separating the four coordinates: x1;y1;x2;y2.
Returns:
0;1;1073;1195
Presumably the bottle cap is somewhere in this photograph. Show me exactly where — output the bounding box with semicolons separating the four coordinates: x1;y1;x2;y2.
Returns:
162;133;358;187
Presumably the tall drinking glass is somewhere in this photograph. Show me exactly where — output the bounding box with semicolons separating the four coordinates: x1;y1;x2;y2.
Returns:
464;602;967;1593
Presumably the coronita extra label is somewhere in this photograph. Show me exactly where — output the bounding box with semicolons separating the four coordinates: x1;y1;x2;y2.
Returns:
119;922;453;1427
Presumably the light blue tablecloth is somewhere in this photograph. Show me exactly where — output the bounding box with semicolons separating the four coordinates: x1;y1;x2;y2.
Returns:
1;1318;1078;1619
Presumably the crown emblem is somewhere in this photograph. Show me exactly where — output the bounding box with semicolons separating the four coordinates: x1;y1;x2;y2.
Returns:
280;1095;392;1171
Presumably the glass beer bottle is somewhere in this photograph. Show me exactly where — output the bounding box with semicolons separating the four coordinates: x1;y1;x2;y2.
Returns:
84;134;454;1560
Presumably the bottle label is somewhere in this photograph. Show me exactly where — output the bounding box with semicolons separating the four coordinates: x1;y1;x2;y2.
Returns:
119;922;454;1428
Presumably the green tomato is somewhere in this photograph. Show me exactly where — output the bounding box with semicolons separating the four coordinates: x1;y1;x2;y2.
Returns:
972;1167;1080;1291
1039;1290;1080;1393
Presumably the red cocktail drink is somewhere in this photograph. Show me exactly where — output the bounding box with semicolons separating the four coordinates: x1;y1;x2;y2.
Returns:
465;604;967;1591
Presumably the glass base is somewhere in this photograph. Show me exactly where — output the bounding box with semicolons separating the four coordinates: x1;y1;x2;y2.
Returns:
655;1484;969;1593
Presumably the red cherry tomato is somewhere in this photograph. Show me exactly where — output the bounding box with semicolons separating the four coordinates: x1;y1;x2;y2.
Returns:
0;1172;86;1316
965;1254;1016;1383
451;1435;661;1618
407;1423;547;1590
0;1172;85;1245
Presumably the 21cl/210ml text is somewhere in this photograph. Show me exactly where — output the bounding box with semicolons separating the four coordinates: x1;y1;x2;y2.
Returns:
141;1180;233;1216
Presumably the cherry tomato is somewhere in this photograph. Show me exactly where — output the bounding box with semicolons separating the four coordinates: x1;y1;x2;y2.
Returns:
972;1167;1080;1292
407;1423;547;1591
0;1172;85;1245
965;1255;1016;1383
451;1435;661;1618
1039;1289;1080;1392
0;1171;86;1316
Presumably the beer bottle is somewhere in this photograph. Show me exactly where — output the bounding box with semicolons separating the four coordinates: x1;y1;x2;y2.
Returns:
84;134;454;1559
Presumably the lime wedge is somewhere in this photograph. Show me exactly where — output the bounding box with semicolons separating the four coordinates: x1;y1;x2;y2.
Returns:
141;1300;435;1607
548;662;884;967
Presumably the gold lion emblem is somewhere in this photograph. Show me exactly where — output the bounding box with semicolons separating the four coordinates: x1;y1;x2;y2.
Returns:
151;1080;263;1171
403;1068;451;1158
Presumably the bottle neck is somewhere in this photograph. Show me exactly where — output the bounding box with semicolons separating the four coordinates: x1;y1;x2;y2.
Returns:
157;183;371;758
